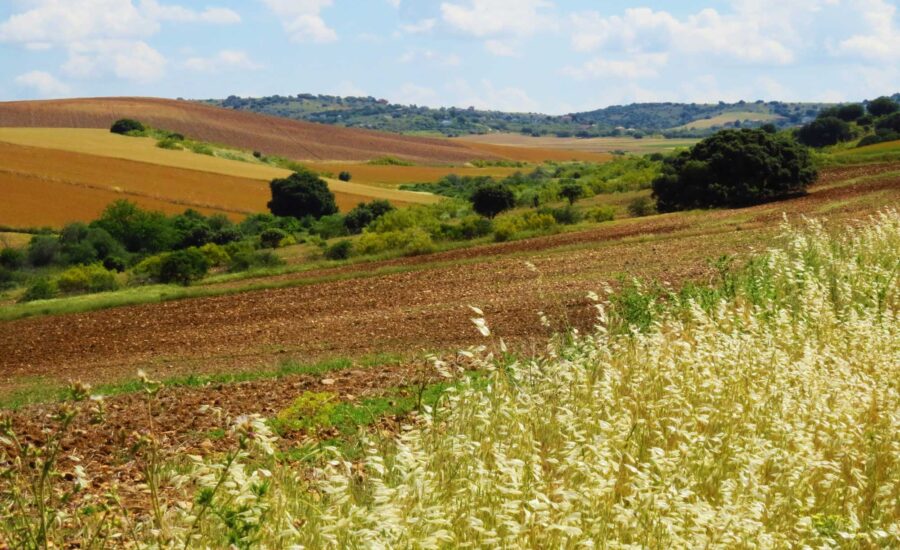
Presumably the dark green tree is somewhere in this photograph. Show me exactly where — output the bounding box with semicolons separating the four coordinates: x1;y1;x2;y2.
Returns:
110;118;145;135
91;200;177;253
797;117;852;147
471;183;516;219
267;171;338;220
159;248;209;285
343;200;395;234
875;112;900;133
558;182;585;205
834;104;865;122
652;129;817;212
867;96;899;117
338;171;352;182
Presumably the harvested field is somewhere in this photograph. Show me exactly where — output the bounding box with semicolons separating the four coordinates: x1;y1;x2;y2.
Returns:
457;133;697;154
1;162;896;396
302;162;526;188
0;135;438;228
0;232;33;248
460;141;614;162
0;97;492;163
673;111;782;130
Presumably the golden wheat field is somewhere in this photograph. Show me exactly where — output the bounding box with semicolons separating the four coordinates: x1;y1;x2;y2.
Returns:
0;130;440;227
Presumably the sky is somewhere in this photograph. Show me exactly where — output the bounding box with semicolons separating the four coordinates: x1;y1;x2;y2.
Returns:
0;0;898;114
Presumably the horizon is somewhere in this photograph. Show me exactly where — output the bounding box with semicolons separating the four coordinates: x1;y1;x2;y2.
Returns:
1;1;898;115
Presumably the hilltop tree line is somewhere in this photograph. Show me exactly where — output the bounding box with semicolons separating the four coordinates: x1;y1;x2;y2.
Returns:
796;96;900;148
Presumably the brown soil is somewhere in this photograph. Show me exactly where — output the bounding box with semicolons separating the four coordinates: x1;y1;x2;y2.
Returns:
0;97;492;164
1;164;896;394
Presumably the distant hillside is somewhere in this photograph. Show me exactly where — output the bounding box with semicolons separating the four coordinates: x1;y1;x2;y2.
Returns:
201;94;859;138
0;97;489;163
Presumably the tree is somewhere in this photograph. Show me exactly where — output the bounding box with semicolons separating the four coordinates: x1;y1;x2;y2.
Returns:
834;104;865;122
797;117;852;147
875;112;900;133
343;200;395;234
267;170;338;220
867;96;899;117
110;118;145;135
159;248;209;285
558;182;585;205
652;128;817;212
91;200;177;253
471;183;516;219
338;171;352;182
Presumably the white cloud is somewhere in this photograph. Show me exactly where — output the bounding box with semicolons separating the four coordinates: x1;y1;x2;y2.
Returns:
450;79;540;112
63;40;167;83
139;0;241;24
259;0;337;43
441;0;554;37
834;0;900;61
484;39;518;57
399;49;461;66
400;18;436;34
14;70;71;97
0;0;239;86
394;83;440;106
184;50;262;73
386;0;401;7
563;53;669;80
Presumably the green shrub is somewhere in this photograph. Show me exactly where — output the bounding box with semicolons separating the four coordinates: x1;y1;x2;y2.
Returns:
271;392;336;435
188;143;214;156
128;254;166;285
27;235;61;267
227;249;284;272
110;119;145;135
493;211;557;241
441;216;493;240
628;196;656;217
156;137;183;150
56;264;119;294
0;267;23;291
0;247;25;269
367;156;413;166
344;200;395;234
159;248;209;285
309;214;349;239
545;205;582;225
558;182;586;205
324;240;353;260
471;183;516;219
875;112;900;133
198;243;230;267
19;277;57;302
356;228;435;256
588;206;616;222
338;171;352;182
797;117;852;147
867;96;899;117
260;228;290;249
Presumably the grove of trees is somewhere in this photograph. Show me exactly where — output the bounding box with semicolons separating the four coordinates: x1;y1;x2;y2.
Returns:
268;170;338;220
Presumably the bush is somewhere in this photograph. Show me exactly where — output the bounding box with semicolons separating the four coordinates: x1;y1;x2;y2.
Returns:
226;247;284;273
857;129;900;148
344;200;395;234
159;248;209;285
309;214;349;240
797;117;852;147
128;254;166;285
260;228;290;249
324;240;353;260
19;277;57;302
268;170;338;220
338;171;352;182
156;137;183;150
875;112;900;133
471;183;516;219
110;118;145;135
356;228;435;256
92;200;177;253
558;182;586;205
628;196;656;217
492;212;557;242
834;104;865;122
27;235;61;267
0;266;24;290
653;129;817;212
56;264;119;294
198;243;230;267
441;216;493;241
588;206;616;222
545;205;583;225
0;247;25;269
867;96;899;117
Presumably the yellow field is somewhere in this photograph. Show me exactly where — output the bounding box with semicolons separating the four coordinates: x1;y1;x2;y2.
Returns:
0;128;439;207
0;232;32;248
303;162;524;188
456;133;697;154
674;111;782;130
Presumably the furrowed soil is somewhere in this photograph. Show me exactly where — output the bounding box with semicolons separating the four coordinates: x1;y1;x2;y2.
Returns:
0;97;492;163
1;162;897;499
456;133;699;154
1;163;896;393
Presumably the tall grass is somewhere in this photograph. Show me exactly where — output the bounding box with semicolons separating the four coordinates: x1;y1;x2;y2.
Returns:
2;211;898;548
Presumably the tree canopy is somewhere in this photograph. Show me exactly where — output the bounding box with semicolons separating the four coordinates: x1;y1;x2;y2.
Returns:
267;170;338;220
471;184;516;219
867;96;899;117
797;117;852;147
652;129;817;212
110;118;145;135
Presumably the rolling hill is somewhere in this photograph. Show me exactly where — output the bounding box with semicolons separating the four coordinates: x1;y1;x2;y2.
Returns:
0;97;491;163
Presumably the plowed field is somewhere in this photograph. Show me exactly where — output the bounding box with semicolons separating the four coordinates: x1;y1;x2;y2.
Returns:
2;162;896;395
0;97;491;163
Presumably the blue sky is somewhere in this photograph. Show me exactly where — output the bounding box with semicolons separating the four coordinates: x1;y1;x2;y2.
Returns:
1;0;898;114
